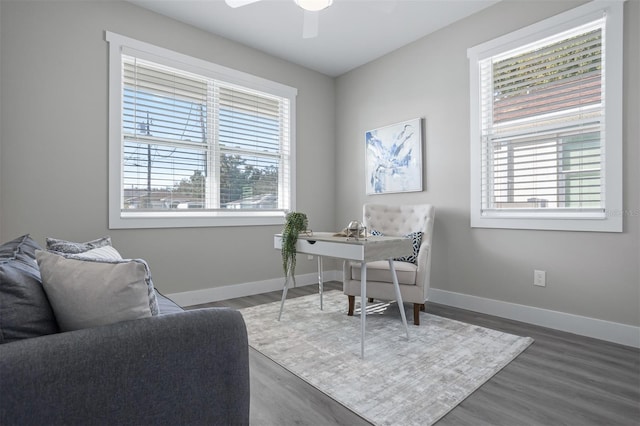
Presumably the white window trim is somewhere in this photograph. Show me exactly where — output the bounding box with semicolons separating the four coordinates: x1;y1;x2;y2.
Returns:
106;31;297;229
467;0;624;232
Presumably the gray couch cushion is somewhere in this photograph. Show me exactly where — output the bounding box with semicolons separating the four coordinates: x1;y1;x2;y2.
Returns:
0;235;59;343
0;308;250;425
37;251;156;331
44;238;160;316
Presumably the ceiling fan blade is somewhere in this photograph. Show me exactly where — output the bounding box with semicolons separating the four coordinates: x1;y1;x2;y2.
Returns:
224;0;263;8
302;10;319;39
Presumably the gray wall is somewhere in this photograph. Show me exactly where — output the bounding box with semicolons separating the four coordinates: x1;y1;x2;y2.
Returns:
1;0;638;328
0;0;335;293
335;0;639;327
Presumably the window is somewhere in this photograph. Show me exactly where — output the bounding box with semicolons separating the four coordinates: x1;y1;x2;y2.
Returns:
468;1;624;232
107;32;297;229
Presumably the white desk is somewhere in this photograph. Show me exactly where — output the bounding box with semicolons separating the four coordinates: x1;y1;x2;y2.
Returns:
274;232;412;358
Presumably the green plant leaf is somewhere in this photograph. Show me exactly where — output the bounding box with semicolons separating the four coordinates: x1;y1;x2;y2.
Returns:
282;212;308;277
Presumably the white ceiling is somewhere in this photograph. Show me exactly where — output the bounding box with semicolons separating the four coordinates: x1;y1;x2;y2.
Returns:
128;0;500;77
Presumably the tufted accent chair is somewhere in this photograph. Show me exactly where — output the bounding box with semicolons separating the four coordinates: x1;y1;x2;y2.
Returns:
343;203;435;325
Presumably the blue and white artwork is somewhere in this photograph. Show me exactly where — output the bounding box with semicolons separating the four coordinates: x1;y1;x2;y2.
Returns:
366;118;423;194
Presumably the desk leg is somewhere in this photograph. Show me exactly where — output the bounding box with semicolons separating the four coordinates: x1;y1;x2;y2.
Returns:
317;256;324;310
278;269;296;321
388;259;410;339
360;262;367;359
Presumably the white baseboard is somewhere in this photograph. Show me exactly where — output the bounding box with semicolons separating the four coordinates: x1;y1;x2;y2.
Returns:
166;270;342;307
167;270;639;349
428;288;640;349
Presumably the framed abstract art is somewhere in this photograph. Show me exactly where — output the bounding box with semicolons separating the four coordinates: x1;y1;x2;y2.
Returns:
365;117;423;194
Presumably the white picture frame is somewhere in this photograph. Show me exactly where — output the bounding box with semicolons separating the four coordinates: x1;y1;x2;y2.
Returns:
365;117;423;194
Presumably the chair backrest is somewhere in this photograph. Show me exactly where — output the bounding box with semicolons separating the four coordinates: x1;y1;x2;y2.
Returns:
363;203;434;240
363;203;435;294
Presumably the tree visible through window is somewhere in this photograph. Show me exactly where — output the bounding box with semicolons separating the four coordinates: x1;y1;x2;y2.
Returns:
122;57;286;212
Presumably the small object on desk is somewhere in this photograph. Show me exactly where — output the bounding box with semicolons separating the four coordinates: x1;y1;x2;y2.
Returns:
333;221;367;240
346;220;367;241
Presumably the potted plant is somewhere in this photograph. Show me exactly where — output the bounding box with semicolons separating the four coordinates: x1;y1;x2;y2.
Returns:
281;211;308;279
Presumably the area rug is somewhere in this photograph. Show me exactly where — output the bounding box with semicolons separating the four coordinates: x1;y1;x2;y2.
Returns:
240;290;533;426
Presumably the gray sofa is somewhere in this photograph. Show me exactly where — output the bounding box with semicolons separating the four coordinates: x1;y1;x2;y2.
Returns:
0;235;250;426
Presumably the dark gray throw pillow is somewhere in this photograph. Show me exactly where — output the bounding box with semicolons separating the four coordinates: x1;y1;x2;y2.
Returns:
0;235;59;343
0;233;41;258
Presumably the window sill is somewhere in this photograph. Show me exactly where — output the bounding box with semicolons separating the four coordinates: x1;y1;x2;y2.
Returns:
109;210;286;229
470;212;623;233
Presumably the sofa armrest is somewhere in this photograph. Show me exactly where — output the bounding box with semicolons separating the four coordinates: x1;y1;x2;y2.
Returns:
0;308;250;426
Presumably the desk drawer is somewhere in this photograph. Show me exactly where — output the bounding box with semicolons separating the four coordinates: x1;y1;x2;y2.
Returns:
274;236;364;260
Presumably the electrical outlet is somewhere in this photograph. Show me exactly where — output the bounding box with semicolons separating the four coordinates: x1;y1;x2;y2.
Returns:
307;255;314;260
534;270;546;287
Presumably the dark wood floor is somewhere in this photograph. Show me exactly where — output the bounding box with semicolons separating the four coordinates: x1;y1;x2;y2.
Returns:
189;282;640;426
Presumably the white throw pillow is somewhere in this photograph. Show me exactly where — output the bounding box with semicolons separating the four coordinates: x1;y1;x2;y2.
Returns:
36;250;154;331
65;245;123;261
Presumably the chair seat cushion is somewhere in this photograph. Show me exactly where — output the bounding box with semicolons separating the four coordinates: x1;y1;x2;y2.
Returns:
350;260;417;285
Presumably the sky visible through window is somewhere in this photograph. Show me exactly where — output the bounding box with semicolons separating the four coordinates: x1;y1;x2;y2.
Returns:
122;87;281;210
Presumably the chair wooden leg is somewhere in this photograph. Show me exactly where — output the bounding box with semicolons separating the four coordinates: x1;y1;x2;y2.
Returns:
420;304;426;312
348;295;355;316
413;304;421;325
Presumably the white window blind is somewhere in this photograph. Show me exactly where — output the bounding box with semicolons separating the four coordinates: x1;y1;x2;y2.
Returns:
480;20;604;213
123;57;210;210
107;32;297;228
468;0;624;232
217;85;291;210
